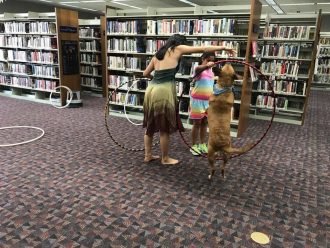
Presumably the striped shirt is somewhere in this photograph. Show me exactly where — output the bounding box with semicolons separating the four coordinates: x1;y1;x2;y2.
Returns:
190;68;214;100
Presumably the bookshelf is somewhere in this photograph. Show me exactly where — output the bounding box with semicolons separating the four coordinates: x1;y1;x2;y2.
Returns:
313;32;330;89
0;8;80;106
250;12;322;125
79;17;106;97
106;1;262;137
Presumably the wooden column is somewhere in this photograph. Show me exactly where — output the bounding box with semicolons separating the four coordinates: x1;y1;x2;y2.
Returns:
56;7;80;105
238;0;262;136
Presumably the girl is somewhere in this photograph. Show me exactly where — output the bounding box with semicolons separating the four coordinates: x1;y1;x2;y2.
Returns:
189;52;215;155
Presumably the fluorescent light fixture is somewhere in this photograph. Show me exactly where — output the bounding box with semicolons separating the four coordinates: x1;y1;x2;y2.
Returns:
81;0;105;2
272;5;284;14
281;3;314;6
39;0;52;2
179;0;197;7
60;1;80;3
112;1;142;9
265;0;277;6
208;10;219;14
81;7;99;11
317;3;330;5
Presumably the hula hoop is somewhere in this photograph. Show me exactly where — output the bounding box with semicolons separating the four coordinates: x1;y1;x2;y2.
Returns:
0;126;45;147
104;79;159;152
178;59;276;160
49;85;73;109
124;80;143;126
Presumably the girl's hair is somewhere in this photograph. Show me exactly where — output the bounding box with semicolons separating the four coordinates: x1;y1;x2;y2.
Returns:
155;34;188;60
199;52;215;65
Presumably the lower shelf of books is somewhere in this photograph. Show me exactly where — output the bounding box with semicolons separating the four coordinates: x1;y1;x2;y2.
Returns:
0;84;56;104
249;106;303;125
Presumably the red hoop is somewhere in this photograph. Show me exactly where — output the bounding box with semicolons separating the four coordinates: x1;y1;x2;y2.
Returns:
178;59;276;160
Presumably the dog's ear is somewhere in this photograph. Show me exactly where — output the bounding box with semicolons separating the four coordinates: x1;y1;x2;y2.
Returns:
212;66;221;77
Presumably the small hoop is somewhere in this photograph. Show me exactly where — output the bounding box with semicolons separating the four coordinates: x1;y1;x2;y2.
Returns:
49;85;73;109
0;126;45;147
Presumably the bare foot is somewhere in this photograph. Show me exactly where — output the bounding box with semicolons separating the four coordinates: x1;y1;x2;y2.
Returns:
161;157;180;165
144;155;160;163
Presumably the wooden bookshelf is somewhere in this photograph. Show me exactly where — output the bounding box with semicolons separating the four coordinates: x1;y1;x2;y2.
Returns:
250;12;322;125
105;2;261;137
0;8;80;107
313;32;330;89
79;17;106;97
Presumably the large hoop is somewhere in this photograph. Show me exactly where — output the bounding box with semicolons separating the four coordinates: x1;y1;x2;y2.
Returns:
178;59;276;160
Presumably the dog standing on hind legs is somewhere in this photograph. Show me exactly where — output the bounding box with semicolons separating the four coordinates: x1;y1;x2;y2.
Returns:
207;63;253;180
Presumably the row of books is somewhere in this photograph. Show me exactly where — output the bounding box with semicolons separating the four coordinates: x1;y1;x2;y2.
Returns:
81;65;101;76
3;50;58;64
261;44;300;58
108;38;138;52
106;18;239;35
107;20;141;35
254;79;306;96
263;25;311;40
1;63;58;77
79;28;100;38
254;95;304;111
80;53;101;64
81;77;102;88
319;47;330;56
261;61;300;77
0;75;57;90
146;19;237;35
110;92;142;106
108;75;134;88
315;63;330;75
0;36;57;49
108;56;141;70
2;22;56;34
80;40;100;51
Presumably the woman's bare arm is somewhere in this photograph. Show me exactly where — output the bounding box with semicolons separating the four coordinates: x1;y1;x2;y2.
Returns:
143;57;155;78
176;45;236;56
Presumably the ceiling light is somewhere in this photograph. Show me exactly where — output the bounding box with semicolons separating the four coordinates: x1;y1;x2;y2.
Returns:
265;0;277;6
81;7;99;11
178;0;197;7
61;1;80;3
81;0;105;2
272;5;284;14
112;1;142;9
208;10;219;14
281;3;314;6
317;3;330;5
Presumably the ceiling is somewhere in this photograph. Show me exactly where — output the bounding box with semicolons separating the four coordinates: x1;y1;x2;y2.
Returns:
15;0;330;15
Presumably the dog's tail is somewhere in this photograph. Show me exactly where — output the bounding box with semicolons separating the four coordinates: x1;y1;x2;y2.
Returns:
224;143;253;155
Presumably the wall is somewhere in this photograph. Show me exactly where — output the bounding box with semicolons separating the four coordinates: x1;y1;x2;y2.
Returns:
0;0;101;19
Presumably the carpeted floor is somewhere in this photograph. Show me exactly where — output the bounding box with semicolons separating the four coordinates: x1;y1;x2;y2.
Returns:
0;91;329;248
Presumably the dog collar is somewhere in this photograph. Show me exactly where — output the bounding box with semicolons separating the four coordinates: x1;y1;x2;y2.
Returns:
213;84;235;96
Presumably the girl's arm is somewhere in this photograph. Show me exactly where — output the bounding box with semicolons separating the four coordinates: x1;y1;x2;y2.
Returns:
143;57;155;78
195;62;214;74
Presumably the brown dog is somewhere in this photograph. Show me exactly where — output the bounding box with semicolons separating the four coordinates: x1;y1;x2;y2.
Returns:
207;63;252;179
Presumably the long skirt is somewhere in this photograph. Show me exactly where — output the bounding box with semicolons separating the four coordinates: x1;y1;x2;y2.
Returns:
143;81;184;136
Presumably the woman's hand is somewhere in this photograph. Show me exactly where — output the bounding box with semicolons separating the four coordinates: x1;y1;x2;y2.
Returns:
224;48;237;57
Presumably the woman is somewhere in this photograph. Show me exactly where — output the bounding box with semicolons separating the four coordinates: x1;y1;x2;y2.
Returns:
189;52;215;156
143;34;235;165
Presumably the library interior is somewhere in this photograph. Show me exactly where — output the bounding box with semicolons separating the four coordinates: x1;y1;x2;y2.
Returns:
0;0;329;247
